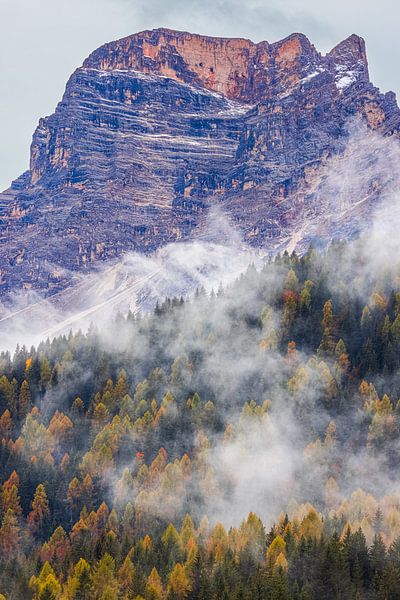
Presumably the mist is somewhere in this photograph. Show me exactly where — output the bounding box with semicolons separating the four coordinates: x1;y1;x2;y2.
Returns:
0;207;264;351
2;115;400;549
97;118;400;533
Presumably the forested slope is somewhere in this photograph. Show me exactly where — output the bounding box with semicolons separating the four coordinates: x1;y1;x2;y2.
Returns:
1;242;400;598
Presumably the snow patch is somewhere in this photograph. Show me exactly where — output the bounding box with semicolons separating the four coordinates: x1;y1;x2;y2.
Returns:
298;66;325;86
336;73;357;91
334;59;364;93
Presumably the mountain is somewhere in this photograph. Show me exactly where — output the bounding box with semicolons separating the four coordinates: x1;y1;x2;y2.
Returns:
1;28;400;299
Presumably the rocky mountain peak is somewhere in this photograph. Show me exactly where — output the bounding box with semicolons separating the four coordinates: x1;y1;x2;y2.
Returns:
82;28;342;102
83;28;254;100
327;33;369;84
0;29;399;302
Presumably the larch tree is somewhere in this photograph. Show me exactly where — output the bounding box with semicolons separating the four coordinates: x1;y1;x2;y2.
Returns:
0;509;21;556
146;566;164;600
1;470;22;516
167;563;191;600
91;553;119;600
66;558;92;600
28;483;50;534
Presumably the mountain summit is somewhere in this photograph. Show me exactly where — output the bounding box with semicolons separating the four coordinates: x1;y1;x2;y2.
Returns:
82;29;369;102
1;29;399;297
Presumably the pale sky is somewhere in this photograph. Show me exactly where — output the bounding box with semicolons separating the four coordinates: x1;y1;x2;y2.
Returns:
1;0;399;191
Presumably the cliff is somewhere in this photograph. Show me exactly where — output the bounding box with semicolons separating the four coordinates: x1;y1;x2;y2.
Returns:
1;28;399;297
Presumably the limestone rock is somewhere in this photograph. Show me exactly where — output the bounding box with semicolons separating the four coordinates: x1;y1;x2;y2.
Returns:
1;28;399;297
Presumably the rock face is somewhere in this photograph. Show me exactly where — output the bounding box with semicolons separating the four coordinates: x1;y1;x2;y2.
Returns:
1;28;400;297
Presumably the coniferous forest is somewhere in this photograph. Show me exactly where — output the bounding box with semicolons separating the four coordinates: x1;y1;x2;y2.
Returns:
2;241;400;599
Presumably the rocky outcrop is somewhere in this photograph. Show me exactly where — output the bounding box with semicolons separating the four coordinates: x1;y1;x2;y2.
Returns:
82;29;369;103
1;28;400;297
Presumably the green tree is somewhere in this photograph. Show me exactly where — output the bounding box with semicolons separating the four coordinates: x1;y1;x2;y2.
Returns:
18;379;31;419
91;554;119;599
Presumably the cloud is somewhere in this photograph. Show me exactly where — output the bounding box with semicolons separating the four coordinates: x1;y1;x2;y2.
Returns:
0;207;264;350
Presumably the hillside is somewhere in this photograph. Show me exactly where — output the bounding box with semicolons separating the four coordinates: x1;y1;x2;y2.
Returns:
2;242;400;597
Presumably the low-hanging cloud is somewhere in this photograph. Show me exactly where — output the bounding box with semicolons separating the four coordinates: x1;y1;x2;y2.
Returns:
0;207;265;350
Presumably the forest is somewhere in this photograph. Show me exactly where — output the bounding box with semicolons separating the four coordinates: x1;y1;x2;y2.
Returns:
2;240;400;599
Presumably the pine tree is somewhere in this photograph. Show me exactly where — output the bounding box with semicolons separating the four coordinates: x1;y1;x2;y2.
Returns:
18;379;31;419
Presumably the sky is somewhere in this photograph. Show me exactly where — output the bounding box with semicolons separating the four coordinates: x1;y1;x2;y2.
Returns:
0;0;399;191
